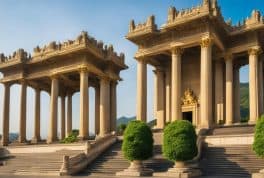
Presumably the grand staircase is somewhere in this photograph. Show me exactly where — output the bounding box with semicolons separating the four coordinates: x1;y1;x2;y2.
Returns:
80;134;174;177
199;125;264;178
0;149;81;175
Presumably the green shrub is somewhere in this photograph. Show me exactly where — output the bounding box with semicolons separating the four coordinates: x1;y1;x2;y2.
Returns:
253;116;264;158
122;120;153;161
163;120;197;162
117;124;127;135
60;129;79;143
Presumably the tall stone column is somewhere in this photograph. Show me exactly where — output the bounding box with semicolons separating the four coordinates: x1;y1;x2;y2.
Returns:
200;37;213;128
153;70;157;119
225;55;233;125
171;47;183;121
234;66;241;123
1;83;10;146
32;88;41;143
165;66;171;123
95;86;100;135
19;80;27;143
258;56;264;116
79;68;89;140
99;78;110;137
66;92;72;137
61;95;66;139
136;59;147;122
249;46;262;123
214;61;224;125
47;76;59;143
156;68;165;129
110;81;117;132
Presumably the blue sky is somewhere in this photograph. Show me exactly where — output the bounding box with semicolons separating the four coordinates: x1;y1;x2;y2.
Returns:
0;0;262;139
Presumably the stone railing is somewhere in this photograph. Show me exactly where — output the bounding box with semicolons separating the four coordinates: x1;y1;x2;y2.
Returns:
59;133;117;176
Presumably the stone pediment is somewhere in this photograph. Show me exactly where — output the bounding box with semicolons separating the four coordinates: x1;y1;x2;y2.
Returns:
181;88;198;106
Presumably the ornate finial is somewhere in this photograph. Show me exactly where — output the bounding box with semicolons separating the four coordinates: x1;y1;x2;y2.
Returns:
168;6;176;23
146;15;155;27
181;88;198;105
129;20;135;32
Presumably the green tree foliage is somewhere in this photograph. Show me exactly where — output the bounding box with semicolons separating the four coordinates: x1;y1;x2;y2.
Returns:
163;120;197;162
253;116;264;158
117;124;127;135
60;129;79;143
122;120;153;161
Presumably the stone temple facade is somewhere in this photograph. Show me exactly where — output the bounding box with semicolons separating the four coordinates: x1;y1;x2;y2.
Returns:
126;0;264;129
0;31;127;146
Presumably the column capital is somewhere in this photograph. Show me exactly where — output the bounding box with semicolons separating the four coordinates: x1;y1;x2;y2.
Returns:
248;46;262;56
224;53;234;61
19;78;27;85
79;65;89;73
171;47;183;55
200;36;213;48
50;73;59;80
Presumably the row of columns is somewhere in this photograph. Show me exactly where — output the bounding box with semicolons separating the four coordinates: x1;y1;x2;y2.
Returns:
1;69;118;146
136;37;263;128
137;37;213;128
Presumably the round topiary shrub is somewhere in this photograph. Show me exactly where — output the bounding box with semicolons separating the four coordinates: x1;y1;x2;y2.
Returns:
163;120;197;162
253;115;264;158
122;120;153;161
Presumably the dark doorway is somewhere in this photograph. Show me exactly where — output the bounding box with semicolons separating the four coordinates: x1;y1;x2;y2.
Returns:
183;111;193;123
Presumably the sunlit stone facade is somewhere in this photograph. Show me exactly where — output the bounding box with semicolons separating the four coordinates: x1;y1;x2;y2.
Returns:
0;31;127;146
126;0;264;129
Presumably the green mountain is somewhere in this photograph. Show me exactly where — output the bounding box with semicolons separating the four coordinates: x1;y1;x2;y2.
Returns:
240;82;249;121
116;116;136;126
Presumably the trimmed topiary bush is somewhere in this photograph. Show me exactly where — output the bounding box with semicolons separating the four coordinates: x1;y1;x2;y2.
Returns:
122;120;153;161
253;115;264;158
163;120;197;162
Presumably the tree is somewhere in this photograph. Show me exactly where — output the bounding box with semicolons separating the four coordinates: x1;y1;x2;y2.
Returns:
253;115;264;158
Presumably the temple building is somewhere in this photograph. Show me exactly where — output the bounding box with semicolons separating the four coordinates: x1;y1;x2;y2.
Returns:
0;31;127;146
126;0;264;129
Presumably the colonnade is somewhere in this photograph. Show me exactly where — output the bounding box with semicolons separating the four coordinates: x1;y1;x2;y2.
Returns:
136;36;264;129
1;68;117;146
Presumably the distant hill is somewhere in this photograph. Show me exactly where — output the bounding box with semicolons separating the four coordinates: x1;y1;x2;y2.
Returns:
117;116;136;126
240;82;249;121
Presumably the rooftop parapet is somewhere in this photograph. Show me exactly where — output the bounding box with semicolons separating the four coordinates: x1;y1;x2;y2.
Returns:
32;31;125;65
164;0;220;29
221;10;264;33
127;15;157;38
0;49;31;64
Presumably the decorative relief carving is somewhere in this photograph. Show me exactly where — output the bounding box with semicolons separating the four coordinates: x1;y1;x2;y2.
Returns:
201;37;213;48
181;88;198;106
172;47;184;55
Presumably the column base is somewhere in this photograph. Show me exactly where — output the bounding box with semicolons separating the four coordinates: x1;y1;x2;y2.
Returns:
46;137;58;144
1;140;8;147
18;136;27;143
31;137;41;144
77;135;89;141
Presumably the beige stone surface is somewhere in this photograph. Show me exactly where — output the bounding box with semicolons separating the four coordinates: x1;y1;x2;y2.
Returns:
0;32;127;145
127;0;264;129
